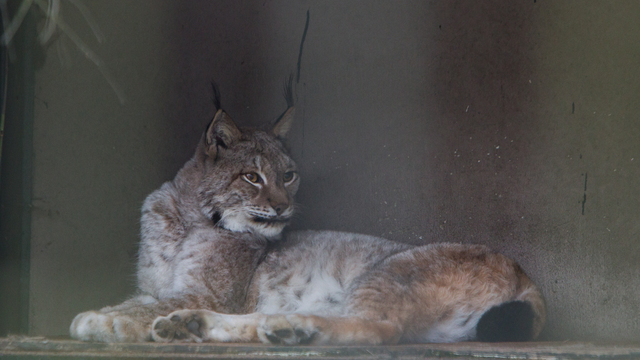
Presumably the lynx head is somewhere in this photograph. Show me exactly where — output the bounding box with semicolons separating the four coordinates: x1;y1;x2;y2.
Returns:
193;86;299;239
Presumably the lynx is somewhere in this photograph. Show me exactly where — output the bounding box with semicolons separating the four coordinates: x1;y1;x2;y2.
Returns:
70;83;545;345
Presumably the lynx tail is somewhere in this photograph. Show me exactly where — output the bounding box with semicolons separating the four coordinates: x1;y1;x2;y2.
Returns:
475;301;535;342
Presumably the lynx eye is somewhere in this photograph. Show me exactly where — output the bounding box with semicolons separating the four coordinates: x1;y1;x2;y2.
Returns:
244;172;262;184
283;171;296;183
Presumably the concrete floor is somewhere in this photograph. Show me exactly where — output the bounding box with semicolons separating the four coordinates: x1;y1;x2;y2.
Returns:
5;0;640;341
3;338;640;359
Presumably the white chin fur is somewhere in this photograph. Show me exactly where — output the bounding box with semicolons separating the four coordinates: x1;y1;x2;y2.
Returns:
220;212;286;239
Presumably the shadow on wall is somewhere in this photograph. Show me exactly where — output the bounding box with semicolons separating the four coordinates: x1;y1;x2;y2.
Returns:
429;0;538;247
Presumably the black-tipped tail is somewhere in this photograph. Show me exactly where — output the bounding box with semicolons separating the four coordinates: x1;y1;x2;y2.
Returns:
476;301;535;342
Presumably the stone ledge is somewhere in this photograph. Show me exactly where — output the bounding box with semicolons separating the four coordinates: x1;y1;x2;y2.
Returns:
1;337;639;360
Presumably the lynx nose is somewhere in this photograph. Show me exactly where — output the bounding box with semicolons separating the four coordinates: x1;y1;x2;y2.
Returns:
268;190;289;216
272;203;288;216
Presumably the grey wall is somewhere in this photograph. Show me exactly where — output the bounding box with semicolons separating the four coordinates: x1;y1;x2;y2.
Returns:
21;0;640;341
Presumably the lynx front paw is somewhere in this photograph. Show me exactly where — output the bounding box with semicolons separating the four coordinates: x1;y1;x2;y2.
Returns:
257;314;318;345
70;311;149;342
152;310;208;343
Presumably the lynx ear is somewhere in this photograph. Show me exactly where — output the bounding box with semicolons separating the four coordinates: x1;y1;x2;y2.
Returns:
204;109;242;158
271;75;295;139
271;107;295;139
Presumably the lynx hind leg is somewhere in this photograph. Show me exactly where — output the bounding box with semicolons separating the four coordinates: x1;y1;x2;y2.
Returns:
258;314;401;345
152;310;264;343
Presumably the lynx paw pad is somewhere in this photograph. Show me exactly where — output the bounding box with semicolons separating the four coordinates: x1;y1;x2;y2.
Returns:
258;314;317;345
152;311;206;343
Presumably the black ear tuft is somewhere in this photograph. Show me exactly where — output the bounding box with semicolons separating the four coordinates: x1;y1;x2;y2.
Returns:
211;81;222;112
476;301;535;342
283;74;294;108
271;75;295;139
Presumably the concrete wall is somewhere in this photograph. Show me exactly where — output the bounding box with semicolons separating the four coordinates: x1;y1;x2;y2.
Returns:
23;0;640;341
